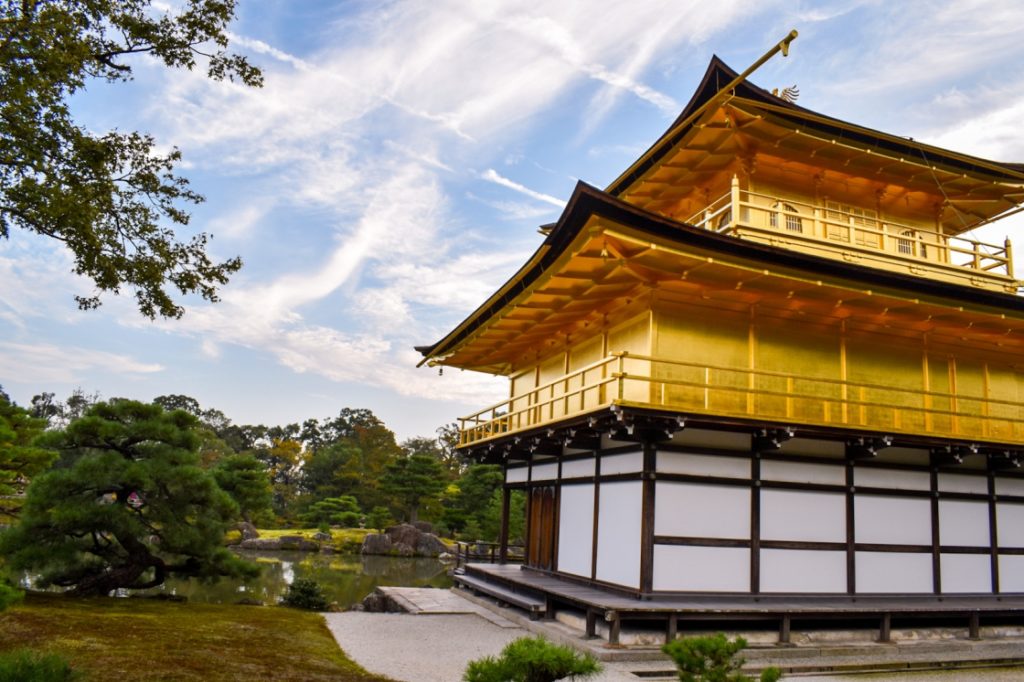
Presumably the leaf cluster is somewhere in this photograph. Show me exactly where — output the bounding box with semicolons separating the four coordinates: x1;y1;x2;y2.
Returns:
661;633;781;682
0;648;80;682
0;0;261;317
463;636;601;682
280;577;330;611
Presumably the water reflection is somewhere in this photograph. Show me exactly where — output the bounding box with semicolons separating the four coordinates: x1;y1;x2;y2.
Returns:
145;551;453;608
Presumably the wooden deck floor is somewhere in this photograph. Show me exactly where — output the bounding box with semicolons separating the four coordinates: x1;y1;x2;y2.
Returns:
458;563;1024;645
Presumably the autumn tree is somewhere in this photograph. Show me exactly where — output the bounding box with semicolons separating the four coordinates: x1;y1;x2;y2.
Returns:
0;0;261;318
0;400;256;595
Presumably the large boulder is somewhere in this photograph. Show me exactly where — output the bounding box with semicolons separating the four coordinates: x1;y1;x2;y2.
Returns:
361;523;449;558
238;535;319;552
238;522;260;541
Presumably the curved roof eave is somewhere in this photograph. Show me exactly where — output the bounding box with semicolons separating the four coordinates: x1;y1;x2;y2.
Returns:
416;182;1024;364
606;57;1024;197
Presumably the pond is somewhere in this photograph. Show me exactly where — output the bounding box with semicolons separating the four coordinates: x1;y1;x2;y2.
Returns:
19;551;453;609
147;551;454;608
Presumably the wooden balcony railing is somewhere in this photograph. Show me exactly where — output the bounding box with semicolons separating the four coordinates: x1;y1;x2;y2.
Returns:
684;180;1014;280
458;353;1024;447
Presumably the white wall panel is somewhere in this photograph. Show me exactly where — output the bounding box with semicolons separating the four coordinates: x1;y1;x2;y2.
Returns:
557;484;594;577
653;545;749;592
561;458;595;479
856;552;932;593
778;438;845;457
761;461;845;485
997;503;1024;547
995;477;1024;497
531;462;558;481
762;490;845;542
654;483;749;539
657;452;749;479
938;500;989;547
596;482;641;588
940;554;991;593
938;474;988;495
999;555;1024;592
600;451;643;475
855;468;930;491
855;496;931;545
761;550;846;593
506;466;529;483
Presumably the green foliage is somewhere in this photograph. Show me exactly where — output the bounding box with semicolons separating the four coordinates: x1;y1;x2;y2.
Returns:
0;579;22;611
463;636;601;682
281;578;330;611
442;464;503;535
212;453;274;523
0;392;55;522
661;633;781;682
0;400;258;595
381;454;446;524
0;649;80;682
0;1;261;318
366;506;392;531
302;496;363;528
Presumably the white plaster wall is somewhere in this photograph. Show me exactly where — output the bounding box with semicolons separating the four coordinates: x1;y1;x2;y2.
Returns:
997;503;1024;547
855;468;930;491
995;477;1024;497
600;451;643;475
938;474;988;495
938;500;989;547
857;552;932;593
561;458;595;479
855;496;931;545
940;554;991;593
657;452;749;478
761;461;845;486
653;545;749;592
596;481;642;589
999;555;1024;592
670;428;751;451
761;550;846;593
654;482;749;539
506;466;529;483
761;490;845;543
557;484;594;578
531;462;558;481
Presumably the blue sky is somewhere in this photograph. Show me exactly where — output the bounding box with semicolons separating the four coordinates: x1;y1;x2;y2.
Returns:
3;0;1024;440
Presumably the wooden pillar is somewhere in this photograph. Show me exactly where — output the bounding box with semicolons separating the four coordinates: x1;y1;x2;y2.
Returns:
931;467;941;594
751;452;761;594
846;459;856;594
640;440;657;595
499;486;511;563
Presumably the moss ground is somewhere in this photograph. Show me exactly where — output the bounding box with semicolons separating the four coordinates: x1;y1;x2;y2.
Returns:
0;593;394;681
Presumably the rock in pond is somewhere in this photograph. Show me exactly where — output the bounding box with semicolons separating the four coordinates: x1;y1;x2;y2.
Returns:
360;523;449;558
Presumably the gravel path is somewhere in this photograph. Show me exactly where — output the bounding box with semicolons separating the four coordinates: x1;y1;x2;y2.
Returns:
323;611;637;681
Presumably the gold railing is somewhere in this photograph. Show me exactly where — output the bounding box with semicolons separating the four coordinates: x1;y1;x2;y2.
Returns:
458;353;1024;447
684;183;1014;279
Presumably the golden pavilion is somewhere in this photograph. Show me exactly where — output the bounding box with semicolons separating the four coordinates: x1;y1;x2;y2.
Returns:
418;34;1024;643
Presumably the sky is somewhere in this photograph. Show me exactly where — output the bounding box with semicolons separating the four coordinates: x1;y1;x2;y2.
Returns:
3;0;1024;441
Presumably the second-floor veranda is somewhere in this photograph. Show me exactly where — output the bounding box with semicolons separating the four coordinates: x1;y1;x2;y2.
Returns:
458;352;1024;450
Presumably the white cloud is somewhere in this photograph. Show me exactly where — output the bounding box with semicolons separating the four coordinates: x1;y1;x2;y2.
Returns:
0;342;163;384
482;169;565;208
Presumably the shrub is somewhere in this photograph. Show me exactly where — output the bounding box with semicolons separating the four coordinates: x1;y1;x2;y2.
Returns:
661;633;780;682
0;649;80;681
463;636;601;682
280;578;330;611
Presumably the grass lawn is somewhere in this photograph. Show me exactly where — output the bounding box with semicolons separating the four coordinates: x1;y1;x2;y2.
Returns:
0;593;394;681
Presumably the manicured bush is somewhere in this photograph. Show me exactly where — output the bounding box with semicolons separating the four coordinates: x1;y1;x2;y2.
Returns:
280;578;330;611
463;636;601;682
661;633;780;682
0;649;80;681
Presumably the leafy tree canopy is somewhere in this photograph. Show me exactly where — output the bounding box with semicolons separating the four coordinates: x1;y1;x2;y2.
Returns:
212;453;273;524
0;390;55;522
0;400;257;596
381;454;445;524
0;0;261;318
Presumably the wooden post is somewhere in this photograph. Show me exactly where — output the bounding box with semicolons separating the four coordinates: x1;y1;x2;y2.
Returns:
586;609;598;639
730;174;740;231
639;441;657;595
969;612;981;640
878;613;892;643
499;484;510;563
1005;238;1015;278
779;614;791;644
666;614;678;643
606;611;621;645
